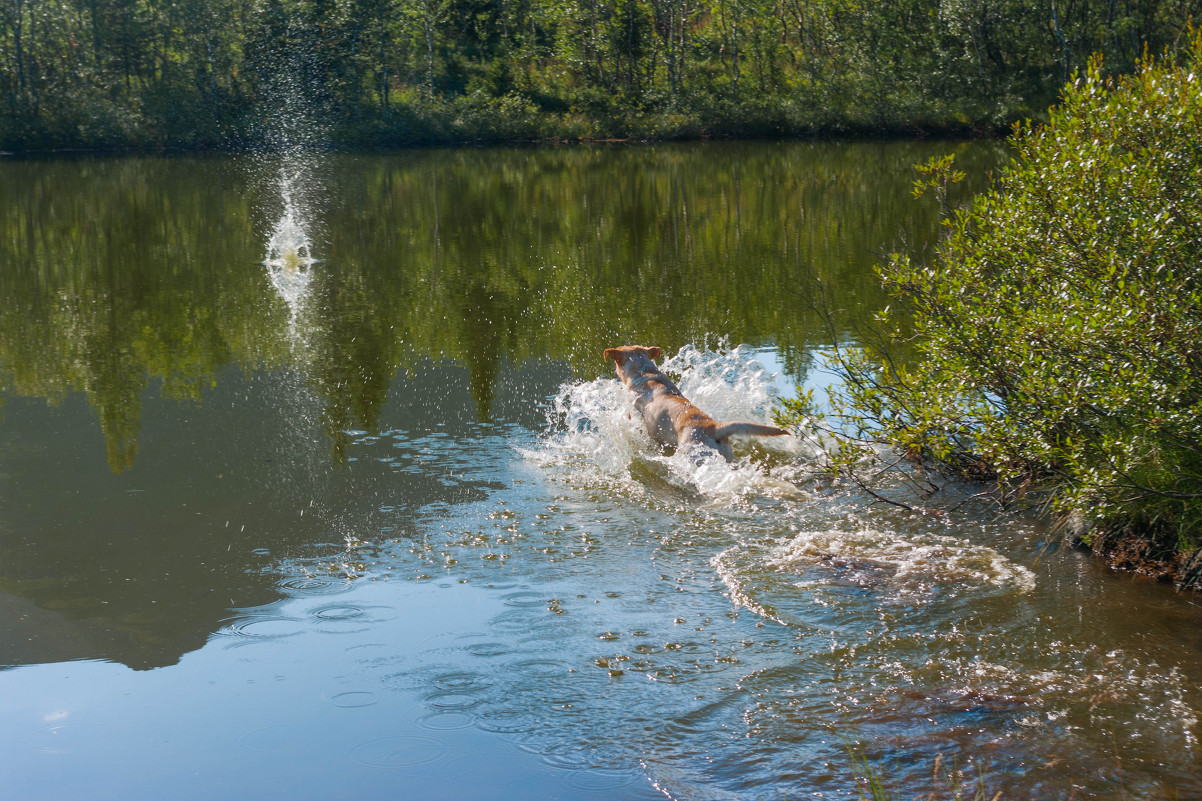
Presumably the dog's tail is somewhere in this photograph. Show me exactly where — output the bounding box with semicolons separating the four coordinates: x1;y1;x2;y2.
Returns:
711;421;790;441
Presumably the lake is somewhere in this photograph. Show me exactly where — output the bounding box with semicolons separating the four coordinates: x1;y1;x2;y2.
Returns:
2;141;1199;800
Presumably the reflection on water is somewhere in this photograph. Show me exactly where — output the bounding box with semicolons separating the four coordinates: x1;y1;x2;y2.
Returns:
2;144;1200;800
0;141;1001;472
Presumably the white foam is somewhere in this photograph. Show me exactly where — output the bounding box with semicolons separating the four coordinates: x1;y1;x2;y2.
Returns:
264;190;316;320
768;526;1037;592
531;344;825;502
710;545;789;625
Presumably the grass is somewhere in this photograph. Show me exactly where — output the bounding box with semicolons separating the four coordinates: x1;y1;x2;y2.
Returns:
847;747;999;801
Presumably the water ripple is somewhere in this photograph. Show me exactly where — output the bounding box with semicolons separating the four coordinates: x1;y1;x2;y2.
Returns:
416;711;475;730
326;691;379;708
215;614;306;642
348;735;447;769
278;574;357;596
425;691;482;711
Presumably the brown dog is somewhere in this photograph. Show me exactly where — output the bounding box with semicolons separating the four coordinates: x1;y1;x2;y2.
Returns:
603;345;789;461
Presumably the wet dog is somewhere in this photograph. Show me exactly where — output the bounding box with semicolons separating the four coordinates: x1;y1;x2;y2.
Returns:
603;345;789;461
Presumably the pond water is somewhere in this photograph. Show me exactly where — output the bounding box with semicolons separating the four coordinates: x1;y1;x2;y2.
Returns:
1;142;1199;800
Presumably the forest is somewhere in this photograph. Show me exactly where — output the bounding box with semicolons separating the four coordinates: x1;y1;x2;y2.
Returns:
2;0;1199;150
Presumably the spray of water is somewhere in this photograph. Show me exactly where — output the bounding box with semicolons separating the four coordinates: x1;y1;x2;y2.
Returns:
534;342;1039;613
263;172;317;325
764;524;1037;592
253;24;329;337
531;343;823;503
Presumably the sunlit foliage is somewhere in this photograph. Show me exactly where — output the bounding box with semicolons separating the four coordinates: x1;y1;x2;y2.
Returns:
810;36;1202;565
1;0;1199;148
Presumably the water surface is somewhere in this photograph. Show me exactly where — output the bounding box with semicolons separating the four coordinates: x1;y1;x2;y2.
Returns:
2;142;1199;800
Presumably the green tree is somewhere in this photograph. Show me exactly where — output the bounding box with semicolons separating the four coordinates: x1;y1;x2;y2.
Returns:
4;0;1202;156
792;36;1202;583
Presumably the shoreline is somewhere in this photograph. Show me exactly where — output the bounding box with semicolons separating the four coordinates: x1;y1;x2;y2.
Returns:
0;120;1010;159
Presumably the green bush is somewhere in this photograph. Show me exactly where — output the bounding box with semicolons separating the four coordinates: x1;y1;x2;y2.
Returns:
802;35;1202;568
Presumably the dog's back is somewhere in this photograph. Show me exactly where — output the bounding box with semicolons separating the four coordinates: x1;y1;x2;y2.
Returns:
603;346;788;460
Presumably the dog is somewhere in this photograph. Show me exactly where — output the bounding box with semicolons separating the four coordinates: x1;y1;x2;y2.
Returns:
603;345;790;461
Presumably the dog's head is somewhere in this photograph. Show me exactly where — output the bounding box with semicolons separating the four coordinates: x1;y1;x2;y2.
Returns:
603;345;662;365
603;345;663;385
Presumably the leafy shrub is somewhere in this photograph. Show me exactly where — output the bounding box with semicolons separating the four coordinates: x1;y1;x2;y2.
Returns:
803;35;1202;566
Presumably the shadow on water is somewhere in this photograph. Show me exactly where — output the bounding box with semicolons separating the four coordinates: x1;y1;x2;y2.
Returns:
0;357;568;670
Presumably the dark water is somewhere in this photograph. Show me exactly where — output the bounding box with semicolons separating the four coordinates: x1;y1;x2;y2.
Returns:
1;142;1199;800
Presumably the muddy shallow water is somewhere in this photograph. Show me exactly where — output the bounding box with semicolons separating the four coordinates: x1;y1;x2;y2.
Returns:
1;143;1199;800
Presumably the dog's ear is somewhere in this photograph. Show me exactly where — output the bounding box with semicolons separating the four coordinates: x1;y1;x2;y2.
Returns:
647;347;662;360
603;348;619;363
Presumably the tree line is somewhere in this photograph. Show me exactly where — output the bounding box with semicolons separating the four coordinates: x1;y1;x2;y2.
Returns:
775;37;1202;587
2;0;1198;150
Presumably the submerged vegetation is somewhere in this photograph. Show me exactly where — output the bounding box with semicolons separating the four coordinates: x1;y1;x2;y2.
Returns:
1;0;1200;150
846;745;999;801
778;36;1202;588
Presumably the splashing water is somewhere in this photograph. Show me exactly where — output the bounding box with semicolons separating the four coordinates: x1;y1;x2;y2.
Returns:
711;521;1037;628
254;36;328;337
264;173;317;322
533;343;824;503
766;524;1037;592
534;342;1039;611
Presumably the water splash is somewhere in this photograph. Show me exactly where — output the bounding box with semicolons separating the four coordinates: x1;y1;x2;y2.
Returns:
532;343;822;503
765;525;1037;592
264;172;317;325
253;26;328;340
